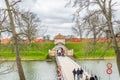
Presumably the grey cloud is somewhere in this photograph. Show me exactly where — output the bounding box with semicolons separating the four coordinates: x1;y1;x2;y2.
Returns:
31;0;75;24
1;0;75;39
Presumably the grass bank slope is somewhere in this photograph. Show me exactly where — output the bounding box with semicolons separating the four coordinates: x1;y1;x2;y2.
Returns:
0;42;116;60
0;42;54;60
66;42;115;59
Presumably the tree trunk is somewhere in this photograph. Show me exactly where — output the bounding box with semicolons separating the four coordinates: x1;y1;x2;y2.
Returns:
79;30;82;40
108;20;120;75
93;26;96;46
116;49;120;76
5;0;26;80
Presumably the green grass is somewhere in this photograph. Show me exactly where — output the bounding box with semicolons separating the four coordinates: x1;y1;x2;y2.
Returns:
65;42;85;58
66;42;116;59
0;42;116;60
0;42;54;60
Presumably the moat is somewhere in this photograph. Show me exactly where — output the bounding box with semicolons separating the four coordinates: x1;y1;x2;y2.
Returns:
0;59;119;80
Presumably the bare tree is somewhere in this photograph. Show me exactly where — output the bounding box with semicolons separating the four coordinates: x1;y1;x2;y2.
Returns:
69;0;120;75
0;8;15;75
72;18;83;40
13;9;46;43
20;11;40;42
0;9;8;44
4;0;26;80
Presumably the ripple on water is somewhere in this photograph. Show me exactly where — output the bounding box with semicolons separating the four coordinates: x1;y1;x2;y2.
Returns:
0;61;57;80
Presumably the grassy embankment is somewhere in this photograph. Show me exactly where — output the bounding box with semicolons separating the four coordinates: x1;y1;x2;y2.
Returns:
0;42;116;60
0;42;54;60
66;42;116;59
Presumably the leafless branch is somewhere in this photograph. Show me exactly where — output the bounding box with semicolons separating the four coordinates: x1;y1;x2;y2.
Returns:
10;0;21;7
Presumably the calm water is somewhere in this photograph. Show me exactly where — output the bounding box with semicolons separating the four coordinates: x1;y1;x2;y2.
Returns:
0;61;57;80
77;59;120;80
0;60;120;80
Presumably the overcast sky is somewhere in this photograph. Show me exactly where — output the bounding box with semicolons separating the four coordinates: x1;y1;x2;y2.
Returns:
0;0;76;39
19;0;76;39
19;0;120;39
0;0;120;39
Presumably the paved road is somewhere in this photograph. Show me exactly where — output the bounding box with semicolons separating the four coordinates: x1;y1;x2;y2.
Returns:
56;56;90;80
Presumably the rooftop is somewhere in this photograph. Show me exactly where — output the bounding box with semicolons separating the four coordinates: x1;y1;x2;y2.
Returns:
54;33;65;39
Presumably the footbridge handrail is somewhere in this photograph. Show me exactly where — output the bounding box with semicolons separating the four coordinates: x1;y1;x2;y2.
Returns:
56;57;68;80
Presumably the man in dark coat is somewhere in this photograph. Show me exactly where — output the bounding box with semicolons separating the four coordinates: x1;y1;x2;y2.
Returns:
76;68;80;80
79;68;84;78
72;68;76;80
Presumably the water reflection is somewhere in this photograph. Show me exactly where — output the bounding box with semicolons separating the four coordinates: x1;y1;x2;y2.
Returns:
77;59;120;80
0;61;57;80
0;60;119;80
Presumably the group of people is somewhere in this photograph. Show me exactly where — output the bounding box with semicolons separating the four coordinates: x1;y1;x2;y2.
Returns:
72;68;84;80
72;68;98;80
57;47;65;56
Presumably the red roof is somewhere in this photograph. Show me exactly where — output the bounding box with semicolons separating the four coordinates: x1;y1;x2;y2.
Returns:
72;38;80;42
54;33;65;39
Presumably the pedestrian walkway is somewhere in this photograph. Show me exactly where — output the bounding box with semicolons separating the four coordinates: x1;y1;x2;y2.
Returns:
56;56;90;80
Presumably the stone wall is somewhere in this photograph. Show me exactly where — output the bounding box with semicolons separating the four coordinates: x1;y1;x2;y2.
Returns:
66;49;74;56
48;50;57;56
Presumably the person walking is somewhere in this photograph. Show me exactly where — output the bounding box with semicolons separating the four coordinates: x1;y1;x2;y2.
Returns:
90;74;95;80
72;68;76;80
79;68;84;79
94;75;98;80
76;68;80;80
85;76;89;80
61;49;65;56
58;49;61;56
